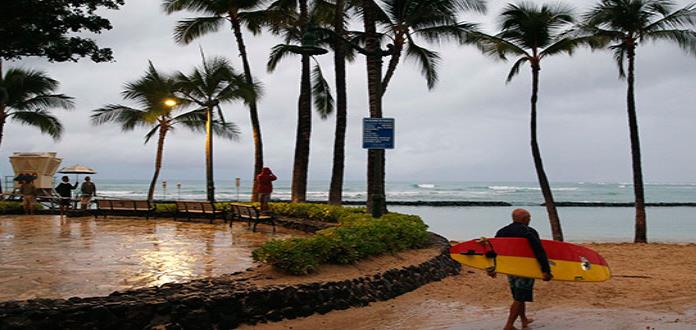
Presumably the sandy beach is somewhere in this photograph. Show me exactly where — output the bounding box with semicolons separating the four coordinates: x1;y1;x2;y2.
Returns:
243;243;696;329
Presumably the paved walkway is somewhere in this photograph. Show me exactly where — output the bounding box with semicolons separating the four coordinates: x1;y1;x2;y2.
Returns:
0;215;297;301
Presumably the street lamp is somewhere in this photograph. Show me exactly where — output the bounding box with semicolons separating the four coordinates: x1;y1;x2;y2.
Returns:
163;98;177;107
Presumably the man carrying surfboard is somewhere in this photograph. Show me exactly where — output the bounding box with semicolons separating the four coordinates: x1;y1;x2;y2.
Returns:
491;208;552;330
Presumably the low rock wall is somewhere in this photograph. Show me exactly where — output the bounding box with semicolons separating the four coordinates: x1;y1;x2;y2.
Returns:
0;234;459;330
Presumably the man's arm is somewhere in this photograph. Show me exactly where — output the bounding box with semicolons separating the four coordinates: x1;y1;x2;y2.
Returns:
525;228;552;276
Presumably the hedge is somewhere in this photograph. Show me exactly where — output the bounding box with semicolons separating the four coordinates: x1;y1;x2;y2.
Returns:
0;201;42;213
252;212;430;275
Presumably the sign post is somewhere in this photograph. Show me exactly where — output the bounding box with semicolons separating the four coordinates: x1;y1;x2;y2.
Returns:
235;177;241;201
363;118;394;217
362;118;394;149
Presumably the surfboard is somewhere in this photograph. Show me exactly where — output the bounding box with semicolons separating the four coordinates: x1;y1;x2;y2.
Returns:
450;238;611;282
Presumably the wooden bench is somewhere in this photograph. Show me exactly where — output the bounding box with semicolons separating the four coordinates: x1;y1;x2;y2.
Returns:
175;201;225;223
229;203;275;232
95;199;154;219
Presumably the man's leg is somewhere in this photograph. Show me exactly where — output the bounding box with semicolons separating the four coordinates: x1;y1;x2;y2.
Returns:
504;301;522;330
519;302;534;328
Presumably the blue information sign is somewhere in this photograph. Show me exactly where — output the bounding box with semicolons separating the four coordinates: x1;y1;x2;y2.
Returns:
363;118;394;149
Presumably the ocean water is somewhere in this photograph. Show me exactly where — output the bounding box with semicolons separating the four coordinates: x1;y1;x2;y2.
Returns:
90;179;696;243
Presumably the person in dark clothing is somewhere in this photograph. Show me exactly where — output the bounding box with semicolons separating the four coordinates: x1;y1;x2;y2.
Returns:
55;176;78;215
490;208;552;330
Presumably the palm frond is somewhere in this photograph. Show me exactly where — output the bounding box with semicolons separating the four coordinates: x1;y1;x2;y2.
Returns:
506;57;528;83
311;63;334;119
10;110;63;140
174;16;226;45
404;37;440;89
540;37;579;58
466;31;529;60
644;3;696;32
90;105;151;130
162;0;219;15
610;43;627;79
143;124;162;145
414;22;479;44
643;28;696;55
267;44;300;72
211;121;241;140
11;94;74;111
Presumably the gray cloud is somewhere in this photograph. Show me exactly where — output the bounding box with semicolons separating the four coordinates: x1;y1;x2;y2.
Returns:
3;0;695;186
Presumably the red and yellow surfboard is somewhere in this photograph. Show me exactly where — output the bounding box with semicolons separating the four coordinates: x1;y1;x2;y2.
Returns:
450;238;611;282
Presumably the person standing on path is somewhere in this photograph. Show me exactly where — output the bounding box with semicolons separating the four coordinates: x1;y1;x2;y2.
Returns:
256;167;277;213
79;176;97;210
19;178;38;215
55;176;78;216
489;208;553;330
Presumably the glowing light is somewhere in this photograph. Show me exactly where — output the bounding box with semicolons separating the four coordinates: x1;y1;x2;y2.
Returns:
163;99;178;107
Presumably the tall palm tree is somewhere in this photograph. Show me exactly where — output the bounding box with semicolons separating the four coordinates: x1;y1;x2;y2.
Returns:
265;1;333;203
163;0;268;202
469;2;580;241
91;62;240;202
175;54;258;202
378;0;485;94
0;66;74;192
361;0;388;216
328;0;349;205
579;0;696;243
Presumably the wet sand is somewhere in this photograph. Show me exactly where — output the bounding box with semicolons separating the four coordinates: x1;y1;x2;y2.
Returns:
244;243;696;329
0;215;300;301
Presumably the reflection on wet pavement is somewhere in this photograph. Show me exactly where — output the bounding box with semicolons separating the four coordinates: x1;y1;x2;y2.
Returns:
0;215;299;301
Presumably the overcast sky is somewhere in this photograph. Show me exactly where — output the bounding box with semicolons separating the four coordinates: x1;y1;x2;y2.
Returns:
4;0;696;185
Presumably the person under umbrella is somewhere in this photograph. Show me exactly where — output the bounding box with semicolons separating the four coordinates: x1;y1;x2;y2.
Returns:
79;176;97;210
55;176;78;216
15;174;38;215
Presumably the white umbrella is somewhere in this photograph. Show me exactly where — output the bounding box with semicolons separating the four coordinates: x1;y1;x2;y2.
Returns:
58;164;97;175
58;165;97;197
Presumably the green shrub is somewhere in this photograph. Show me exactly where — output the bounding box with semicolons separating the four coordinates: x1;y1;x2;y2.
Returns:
0;201;42;213
268;203;365;223
154;203;177;214
252;212;430;275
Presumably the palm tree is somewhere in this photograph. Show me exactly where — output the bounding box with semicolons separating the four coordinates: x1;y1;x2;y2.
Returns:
579;0;696;243
469;2;581;241
163;0;268;202
91;62;240;202
328;0;349;205
265;1;333;203
360;0;388;216
0;66;74;192
175;54;258;202
378;0;485;94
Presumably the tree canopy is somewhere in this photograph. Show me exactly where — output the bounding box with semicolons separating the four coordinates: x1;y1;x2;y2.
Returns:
0;0;124;62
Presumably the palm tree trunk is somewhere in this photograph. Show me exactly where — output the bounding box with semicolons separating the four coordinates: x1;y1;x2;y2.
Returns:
230;14;264;203
381;32;404;96
147;124;168;202
328;0;347;205
291;0;312;203
626;43;647;243
205;106;215;202
329;0;348;205
363;0;387;216
530;60;563;241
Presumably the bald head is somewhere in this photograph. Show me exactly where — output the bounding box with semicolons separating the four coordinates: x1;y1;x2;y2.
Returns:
512;208;531;225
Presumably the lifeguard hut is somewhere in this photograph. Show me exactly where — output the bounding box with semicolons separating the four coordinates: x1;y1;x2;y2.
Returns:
9;152;62;197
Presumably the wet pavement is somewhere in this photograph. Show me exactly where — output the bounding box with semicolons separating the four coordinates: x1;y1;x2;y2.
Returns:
0;215;300;301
